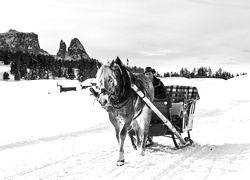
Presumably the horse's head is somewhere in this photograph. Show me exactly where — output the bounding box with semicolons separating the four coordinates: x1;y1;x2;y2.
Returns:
93;57;131;108
95;64;118;107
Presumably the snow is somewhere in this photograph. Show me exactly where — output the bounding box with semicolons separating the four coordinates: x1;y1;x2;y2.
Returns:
0;75;250;179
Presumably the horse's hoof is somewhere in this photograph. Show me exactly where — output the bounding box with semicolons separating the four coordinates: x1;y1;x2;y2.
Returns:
140;151;145;156
146;140;154;147
116;160;125;166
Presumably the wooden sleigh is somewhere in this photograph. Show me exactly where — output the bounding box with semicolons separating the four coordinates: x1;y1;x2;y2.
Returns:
132;85;200;149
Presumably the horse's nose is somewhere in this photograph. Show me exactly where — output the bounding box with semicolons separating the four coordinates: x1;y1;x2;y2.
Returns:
99;98;108;106
98;93;109;107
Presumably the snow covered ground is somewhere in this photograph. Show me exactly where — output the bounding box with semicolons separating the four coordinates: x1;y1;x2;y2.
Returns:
0;75;250;179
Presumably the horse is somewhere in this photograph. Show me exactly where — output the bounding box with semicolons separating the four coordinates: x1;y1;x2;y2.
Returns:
90;57;154;166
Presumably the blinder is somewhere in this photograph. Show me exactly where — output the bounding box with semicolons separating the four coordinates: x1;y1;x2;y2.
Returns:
100;88;110;95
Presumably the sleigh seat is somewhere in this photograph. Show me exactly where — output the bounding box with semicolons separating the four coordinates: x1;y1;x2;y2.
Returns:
149;85;200;137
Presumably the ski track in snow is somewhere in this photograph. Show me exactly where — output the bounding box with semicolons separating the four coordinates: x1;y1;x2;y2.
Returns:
0;76;250;179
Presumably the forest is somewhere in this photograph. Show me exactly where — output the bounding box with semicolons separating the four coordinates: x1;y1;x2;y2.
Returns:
0;50;101;81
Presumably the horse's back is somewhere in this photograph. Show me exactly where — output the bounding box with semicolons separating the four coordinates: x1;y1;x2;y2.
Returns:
133;73;154;101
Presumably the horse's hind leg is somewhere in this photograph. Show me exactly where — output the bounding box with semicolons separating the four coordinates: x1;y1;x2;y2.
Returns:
139;107;152;156
128;130;137;150
140;131;149;156
131;119;142;150
135;128;142;149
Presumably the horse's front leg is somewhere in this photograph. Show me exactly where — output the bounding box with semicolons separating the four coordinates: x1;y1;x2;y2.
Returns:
110;115;128;166
109;114;124;165
116;124;128;166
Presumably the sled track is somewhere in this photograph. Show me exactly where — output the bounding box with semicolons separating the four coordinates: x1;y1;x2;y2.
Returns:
154;143;205;179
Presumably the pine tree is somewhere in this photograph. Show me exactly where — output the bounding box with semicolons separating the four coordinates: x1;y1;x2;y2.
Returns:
2;51;11;65
57;60;63;78
164;72;170;77
208;67;212;77
20;63;28;79
68;67;75;80
10;62;20;81
197;67;207;77
3;72;10;81
77;60;86;82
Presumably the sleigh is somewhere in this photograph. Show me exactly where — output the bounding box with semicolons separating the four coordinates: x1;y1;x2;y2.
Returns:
131;85;200;149
149;85;200;148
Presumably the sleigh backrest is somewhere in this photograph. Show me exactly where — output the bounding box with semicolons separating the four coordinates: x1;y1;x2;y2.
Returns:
165;85;200;103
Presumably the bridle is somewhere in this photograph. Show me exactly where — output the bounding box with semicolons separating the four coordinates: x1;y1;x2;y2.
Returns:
96;61;133;109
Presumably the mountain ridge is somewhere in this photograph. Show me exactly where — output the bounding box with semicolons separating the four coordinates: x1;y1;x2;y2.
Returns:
0;29;49;55
0;29;91;61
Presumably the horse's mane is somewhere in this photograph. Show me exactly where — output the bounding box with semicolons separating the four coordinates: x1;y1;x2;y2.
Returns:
110;57;132;105
111;57;151;100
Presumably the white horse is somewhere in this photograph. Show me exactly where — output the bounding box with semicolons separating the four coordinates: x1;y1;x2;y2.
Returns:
90;57;154;166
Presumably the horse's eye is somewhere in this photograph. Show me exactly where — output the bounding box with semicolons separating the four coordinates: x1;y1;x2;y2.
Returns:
109;79;113;83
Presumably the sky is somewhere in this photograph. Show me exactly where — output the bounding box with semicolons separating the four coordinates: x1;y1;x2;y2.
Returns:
1;0;250;75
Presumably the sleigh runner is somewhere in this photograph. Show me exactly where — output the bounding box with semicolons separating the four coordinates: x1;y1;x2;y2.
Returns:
132;84;200;149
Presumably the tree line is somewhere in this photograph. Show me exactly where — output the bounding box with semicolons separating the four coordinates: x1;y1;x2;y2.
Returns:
162;67;247;80
0;50;101;81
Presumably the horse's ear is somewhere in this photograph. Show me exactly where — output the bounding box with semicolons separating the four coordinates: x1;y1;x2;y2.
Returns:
110;59;115;68
115;56;123;66
116;56;121;61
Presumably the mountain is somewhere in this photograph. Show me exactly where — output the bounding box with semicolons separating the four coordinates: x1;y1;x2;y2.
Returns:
0;29;49;55
56;38;90;61
0;29;91;61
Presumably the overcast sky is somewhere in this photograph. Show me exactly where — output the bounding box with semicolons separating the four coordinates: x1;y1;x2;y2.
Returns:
1;0;250;75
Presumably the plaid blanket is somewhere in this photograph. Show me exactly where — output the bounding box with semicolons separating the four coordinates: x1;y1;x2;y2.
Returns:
165;85;200;101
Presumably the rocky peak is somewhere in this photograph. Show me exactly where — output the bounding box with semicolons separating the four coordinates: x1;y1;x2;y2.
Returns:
0;29;48;55
68;38;85;52
56;40;67;59
56;38;90;61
